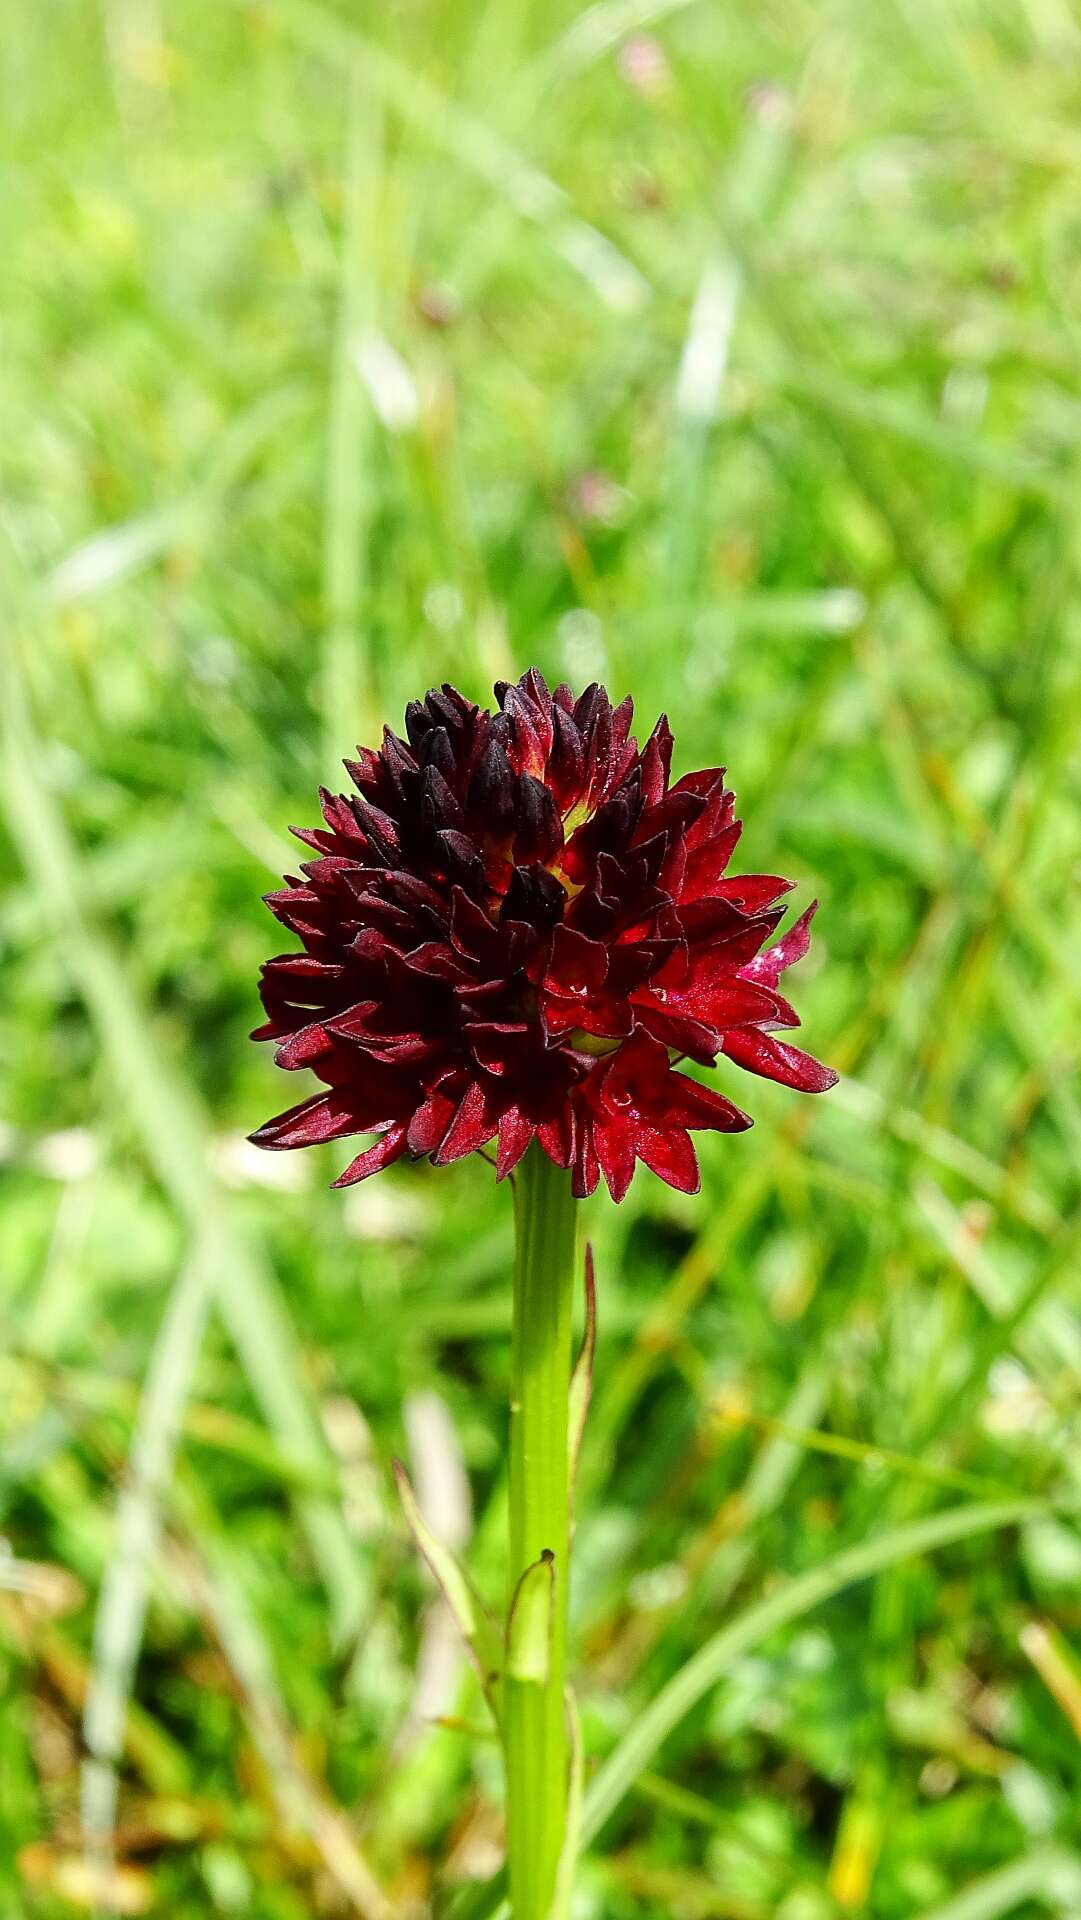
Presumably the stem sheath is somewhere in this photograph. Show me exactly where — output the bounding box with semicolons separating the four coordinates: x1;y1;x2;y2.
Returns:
506;1143;577;1918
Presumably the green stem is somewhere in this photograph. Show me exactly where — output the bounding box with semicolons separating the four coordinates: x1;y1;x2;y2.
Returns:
506;1143;577;1919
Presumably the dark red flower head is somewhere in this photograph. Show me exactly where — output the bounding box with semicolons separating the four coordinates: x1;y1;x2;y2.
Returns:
251;672;837;1202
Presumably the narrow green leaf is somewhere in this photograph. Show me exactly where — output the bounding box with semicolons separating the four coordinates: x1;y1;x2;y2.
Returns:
171;1478;393;1920
393;1462;503;1718
506;1550;554;1686
0;629;368;1643
321;54;382;761
83;1238;216;1854
567;1244;596;1501
451;1496;1052;1920
581;1497;1046;1844
914;1846;1081;1920
239;0;649;312
547;1686;584;1920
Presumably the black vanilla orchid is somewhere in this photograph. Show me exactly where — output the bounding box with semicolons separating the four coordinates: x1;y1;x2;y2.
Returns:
251;671;837;1202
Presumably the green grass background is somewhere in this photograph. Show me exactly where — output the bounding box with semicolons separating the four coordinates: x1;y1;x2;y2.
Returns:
2;1;1080;1915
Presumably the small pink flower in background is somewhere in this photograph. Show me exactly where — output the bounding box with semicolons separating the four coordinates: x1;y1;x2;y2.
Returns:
616;34;671;99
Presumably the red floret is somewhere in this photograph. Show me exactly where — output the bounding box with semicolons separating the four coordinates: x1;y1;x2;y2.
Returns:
251;671;836;1201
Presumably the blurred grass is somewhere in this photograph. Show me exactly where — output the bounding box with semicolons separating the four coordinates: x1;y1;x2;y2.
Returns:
2;1;1080;1916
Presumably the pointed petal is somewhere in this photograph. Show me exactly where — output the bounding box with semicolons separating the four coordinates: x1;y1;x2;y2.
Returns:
571;1114;600;1199
537;1105;576;1172
273;1023;333;1069
637;713;673;806
250;1091;362;1150
663;1071;753;1133
743;901;818;986
681;822;743;898
714;874;795;912
432;1080;498;1163
497;1107;536;1179
594;1118;636;1203
407;1087;459;1155
632;1001;721;1065
724;1028;838;1092
636;1126;701;1193
331;1123;411;1185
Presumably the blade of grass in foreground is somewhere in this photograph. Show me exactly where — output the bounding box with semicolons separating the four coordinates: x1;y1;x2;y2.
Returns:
81;1237;217;1872
451;1496;1048;1919
321;53;382;763
45;388;306;608
581;1497;1047;1844
0;614;367;1642
170;1479;392;1920
242;0;649;314
914;1846;1081;1920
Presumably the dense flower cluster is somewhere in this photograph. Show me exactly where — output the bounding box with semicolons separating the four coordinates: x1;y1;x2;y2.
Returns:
252;672;836;1201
